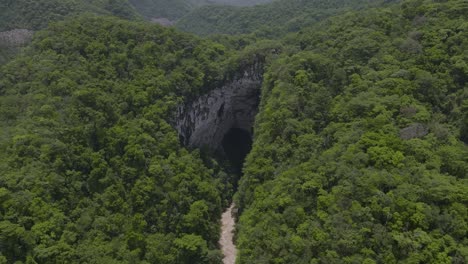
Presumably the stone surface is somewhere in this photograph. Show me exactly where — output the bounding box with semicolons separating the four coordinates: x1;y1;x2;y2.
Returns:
0;29;34;47
400;123;428;140
175;62;262;151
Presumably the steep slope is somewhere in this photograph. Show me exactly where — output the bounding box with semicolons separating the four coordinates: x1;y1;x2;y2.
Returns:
176;0;392;36
129;0;192;21
0;0;140;66
235;0;468;263
0;15;237;263
0;0;467;263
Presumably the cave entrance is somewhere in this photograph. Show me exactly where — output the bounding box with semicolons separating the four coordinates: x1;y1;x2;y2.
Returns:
221;127;252;177
175;71;261;191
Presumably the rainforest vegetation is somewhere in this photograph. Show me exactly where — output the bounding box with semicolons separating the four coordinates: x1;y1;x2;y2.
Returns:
0;0;139;31
236;1;468;263
129;0;274;21
0;0;467;263
176;0;392;36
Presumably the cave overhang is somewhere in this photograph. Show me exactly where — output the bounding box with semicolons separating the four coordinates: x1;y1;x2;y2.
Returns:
174;71;261;152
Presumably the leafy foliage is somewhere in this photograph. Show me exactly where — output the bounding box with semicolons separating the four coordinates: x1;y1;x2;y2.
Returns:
235;0;468;263
129;0;273;21
176;0;392;36
0;16;234;263
129;0;193;20
0;0;467;263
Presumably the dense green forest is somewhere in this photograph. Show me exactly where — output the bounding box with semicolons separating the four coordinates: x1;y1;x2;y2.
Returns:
0;0;139;66
236;0;468;263
176;0;392;36
0;0;467;263
0;16;241;263
128;0;192;20
129;0;273;21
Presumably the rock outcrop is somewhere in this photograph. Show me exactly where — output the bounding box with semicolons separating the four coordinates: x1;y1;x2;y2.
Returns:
175;62;262;151
0;29;34;47
400;123;428;140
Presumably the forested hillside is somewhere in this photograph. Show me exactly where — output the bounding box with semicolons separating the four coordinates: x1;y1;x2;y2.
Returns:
176;0;391;36
129;0;273;21
0;0;467;263
0;16;240;263
0;0;141;66
129;0;191;20
235;0;468;263
209;0;272;6
0;0;138;31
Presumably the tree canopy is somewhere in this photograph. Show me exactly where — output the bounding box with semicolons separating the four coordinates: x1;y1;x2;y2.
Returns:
235;0;468;263
0;0;467;263
0;16;237;263
0;0;139;31
176;0;391;36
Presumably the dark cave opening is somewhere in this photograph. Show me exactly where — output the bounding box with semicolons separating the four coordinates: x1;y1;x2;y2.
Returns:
221;127;253;176
174;73;261;195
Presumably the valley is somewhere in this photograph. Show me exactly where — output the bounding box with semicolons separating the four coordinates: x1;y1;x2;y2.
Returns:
0;0;467;263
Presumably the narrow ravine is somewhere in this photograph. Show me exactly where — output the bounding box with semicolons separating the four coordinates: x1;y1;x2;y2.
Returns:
220;203;237;264
173;61;259;264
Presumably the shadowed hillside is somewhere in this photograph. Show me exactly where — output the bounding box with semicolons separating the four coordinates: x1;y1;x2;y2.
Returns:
0;0;139;31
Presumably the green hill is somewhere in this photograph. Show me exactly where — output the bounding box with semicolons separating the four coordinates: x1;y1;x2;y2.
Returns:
0;0;467;263
235;0;468;262
129;0;192;20
0;0;140;65
129;0;274;21
176;0;392;36
0;15;236;263
0;0;139;31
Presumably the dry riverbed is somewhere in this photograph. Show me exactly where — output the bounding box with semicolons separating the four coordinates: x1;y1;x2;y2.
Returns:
219;203;237;264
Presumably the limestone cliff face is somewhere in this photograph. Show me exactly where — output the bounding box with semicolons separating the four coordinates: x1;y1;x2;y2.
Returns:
175;62;263;151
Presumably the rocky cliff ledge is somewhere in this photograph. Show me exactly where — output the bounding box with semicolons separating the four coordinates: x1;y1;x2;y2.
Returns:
175;62;263;152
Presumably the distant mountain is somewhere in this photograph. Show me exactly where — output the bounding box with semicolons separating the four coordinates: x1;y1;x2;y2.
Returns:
129;0;191;21
176;0;392;36
0;15;234;263
129;0;274;21
0;0;140;65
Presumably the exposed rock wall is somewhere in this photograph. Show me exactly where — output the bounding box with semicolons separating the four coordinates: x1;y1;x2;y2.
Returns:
175;63;262;151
